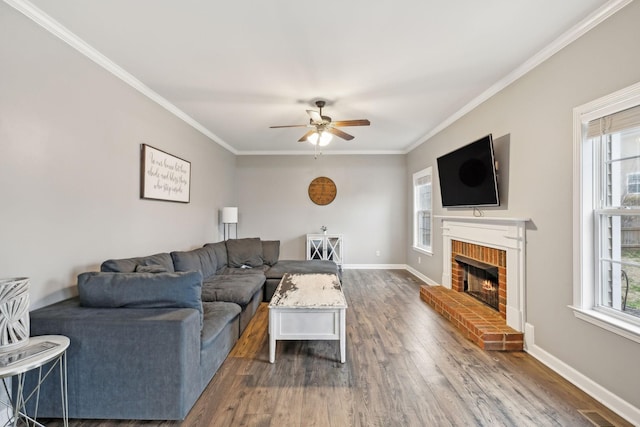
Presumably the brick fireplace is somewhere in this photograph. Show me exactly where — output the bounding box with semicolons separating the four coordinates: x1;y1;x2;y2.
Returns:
451;240;506;318
420;216;528;351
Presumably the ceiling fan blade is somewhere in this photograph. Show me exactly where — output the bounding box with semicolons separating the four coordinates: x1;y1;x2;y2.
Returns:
298;129;316;142
332;119;371;127
327;127;355;141
269;124;309;128
306;110;323;124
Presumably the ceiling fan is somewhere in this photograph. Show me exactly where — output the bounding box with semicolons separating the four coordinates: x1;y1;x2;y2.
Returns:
270;100;370;146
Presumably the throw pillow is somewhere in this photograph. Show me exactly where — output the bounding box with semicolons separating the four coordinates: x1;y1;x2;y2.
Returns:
134;264;168;273
100;253;175;273
171;246;217;279
77;271;204;325
226;237;263;268
204;242;228;273
261;240;280;266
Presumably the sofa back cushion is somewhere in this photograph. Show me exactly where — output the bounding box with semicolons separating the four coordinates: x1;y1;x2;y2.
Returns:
77;271;203;325
171;246;218;279
261;240;280;266
226;238;263;268
100;253;175;273
204;242;228;274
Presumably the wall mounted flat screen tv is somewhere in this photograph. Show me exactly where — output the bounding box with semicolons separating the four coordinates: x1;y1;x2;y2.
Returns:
436;134;499;207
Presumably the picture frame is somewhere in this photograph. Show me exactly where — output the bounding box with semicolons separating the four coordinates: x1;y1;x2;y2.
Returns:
140;144;191;203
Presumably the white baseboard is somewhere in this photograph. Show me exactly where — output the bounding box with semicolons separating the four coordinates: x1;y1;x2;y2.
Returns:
342;264;407;270
525;323;640;425
405;266;440;286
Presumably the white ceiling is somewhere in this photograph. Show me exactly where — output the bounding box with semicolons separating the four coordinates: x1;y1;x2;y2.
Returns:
17;0;614;154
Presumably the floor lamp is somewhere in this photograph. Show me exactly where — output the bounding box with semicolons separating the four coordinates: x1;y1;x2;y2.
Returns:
222;207;238;240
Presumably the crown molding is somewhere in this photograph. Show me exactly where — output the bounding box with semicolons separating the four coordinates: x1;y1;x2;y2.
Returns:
7;0;630;157
4;0;238;155
237;149;406;156
403;0;634;154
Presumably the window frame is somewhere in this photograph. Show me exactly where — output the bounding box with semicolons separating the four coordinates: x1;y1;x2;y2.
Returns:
412;167;433;255
573;81;640;343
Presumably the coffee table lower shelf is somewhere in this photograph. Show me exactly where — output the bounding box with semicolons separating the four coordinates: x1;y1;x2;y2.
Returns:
269;307;346;363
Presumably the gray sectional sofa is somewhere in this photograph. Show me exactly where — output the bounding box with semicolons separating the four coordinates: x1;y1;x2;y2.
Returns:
22;237;340;420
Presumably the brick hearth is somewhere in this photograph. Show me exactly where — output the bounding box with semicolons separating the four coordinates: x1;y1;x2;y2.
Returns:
420;285;523;351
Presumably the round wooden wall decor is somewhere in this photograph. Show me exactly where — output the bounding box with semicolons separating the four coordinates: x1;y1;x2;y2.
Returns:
308;176;337;205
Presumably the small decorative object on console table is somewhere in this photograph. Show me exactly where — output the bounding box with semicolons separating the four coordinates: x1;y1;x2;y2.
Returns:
0;277;30;352
306;233;343;268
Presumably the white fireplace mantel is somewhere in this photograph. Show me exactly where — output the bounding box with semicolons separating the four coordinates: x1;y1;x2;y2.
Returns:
436;215;529;331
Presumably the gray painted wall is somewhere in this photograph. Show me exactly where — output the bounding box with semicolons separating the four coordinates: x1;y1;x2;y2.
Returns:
236;155;407;265
3;0;639;420
407;1;640;411
0;5;236;308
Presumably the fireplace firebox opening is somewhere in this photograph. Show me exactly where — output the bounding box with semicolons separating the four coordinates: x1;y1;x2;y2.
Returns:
454;254;499;311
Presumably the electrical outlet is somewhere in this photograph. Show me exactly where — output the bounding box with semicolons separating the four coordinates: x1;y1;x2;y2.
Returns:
375;250;380;257
418;256;422;264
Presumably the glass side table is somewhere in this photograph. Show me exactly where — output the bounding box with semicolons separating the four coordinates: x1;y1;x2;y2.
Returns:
0;335;69;427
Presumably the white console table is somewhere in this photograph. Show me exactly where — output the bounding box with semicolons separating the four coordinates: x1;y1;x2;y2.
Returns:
306;234;343;268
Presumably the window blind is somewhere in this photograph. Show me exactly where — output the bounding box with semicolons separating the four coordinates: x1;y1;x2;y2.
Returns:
415;174;431;187
587;104;640;138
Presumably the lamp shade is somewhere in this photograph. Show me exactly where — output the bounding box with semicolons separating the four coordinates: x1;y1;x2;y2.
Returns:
222;207;238;224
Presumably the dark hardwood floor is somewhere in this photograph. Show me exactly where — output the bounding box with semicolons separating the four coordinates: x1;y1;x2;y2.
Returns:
46;270;632;426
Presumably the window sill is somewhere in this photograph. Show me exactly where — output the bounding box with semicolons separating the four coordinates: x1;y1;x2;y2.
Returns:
569;306;640;344
412;246;433;256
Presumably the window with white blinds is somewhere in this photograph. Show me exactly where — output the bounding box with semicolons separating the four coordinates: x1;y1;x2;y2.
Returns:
573;81;640;342
413;167;432;253
587;104;640;138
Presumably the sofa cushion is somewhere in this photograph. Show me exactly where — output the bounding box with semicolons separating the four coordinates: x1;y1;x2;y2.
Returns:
100;253;175;273
171;246;217;279
261;240;280;266
226;238;263;268
77;271;203;324
265;260;340;280
219;265;269;276
200;302;241;349
201;274;265;306
204;242;228;273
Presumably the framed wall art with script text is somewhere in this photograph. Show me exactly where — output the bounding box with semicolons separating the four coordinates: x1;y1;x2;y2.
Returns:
140;144;191;203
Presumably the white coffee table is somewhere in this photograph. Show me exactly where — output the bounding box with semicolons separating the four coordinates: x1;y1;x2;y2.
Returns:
268;273;347;363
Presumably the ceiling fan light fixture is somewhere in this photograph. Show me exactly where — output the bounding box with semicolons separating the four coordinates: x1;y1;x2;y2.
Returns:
318;131;332;146
307;132;319;145
270;101;368;146
307;131;332;146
